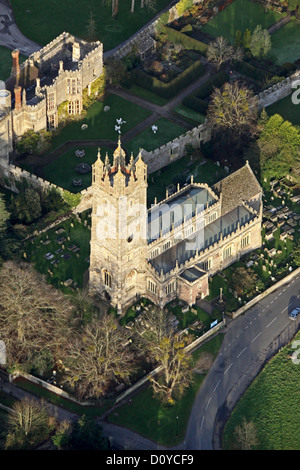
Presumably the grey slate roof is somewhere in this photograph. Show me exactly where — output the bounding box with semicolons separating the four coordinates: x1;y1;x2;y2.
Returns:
213;162;262;216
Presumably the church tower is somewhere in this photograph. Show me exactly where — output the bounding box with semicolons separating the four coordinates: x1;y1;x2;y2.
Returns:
89;138;148;314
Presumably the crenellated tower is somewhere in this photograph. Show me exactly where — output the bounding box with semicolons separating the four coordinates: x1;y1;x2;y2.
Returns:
89;138;148;314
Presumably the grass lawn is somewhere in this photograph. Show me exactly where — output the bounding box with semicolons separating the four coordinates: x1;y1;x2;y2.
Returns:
223;329;300;449
108;333;224;446
201;0;282;43
10;0;170;52
126;84;169;106
25;211;91;291
268;19;300;65
0;46;26;81
125;118;187;156
266;96;300;127
49;94;152;152
43;145;111;192
174;105;206;125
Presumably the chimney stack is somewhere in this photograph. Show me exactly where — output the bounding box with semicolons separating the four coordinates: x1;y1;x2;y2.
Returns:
11;49;20;77
72;42;80;62
14;86;22;111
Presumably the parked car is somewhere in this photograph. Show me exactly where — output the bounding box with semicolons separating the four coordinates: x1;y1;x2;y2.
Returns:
289;307;300;321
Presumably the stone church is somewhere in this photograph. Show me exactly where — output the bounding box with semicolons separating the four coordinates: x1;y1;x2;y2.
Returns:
89;139;263;314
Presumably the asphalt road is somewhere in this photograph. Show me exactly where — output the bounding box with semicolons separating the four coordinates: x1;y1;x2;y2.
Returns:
182;271;300;450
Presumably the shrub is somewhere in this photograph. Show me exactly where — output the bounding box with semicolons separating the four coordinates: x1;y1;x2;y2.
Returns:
280;62;297;76
193;70;229;99
182;95;208;114
231;60;270;81
176;0;193;17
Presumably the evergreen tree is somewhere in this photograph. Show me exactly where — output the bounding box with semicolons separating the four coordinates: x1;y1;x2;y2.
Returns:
0;193;10;234
234;30;242;47
243;28;252;49
249;25;271;59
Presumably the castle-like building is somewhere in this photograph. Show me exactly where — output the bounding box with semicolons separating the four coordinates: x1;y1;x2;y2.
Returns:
0;32;103;162
89;139;263;314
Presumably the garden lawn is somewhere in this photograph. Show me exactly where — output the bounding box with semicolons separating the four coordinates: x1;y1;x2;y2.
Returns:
25;211;91;290
223;329;300;449
126;84;169;106
0;46;26;81
49;94;152;152
268;19;300;65
125;118;187;157
174;104;206;125
10;0;170;52
43;145;111;192
108;334;224;446
266;95;300;127
201;0;282;43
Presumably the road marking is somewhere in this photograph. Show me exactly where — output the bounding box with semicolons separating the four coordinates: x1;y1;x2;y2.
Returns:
266;317;277;328
213;379;221;392
200;416;204;430
237;347;247;358
224;363;233;375
251;332;262;343
281;306;288;313
205;397;212;410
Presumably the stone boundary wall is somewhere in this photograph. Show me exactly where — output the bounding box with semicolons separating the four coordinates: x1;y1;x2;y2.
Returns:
257;70;300;110
0;402;16;415
7;319;225;411
114;318;225;405
232;266;300;319
105;0;201;61
140;122;211;174
10;371;92;406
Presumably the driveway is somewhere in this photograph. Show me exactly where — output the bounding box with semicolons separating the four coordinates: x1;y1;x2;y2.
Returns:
0;1;40;55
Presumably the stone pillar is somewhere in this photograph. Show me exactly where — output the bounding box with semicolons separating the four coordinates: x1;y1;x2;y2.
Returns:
14;86;22;111
59;60;64;72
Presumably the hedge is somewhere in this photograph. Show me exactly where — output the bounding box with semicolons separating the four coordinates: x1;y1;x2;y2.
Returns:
193;71;229;99
162;25;208;54
182;95;208;114
132;60;205;98
231;60;271;81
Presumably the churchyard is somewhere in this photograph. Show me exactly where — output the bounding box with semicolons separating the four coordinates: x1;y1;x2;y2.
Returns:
24;210;92;291
267;93;300;126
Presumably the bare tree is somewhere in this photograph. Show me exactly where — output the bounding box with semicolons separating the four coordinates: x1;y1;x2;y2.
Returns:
134;305;194;403
234;417;259;450
207;36;243;69
207;81;258;151
149;334;194;403
60;315;135;399
5;397;56;449
134;304;174;352
0;261;74;369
